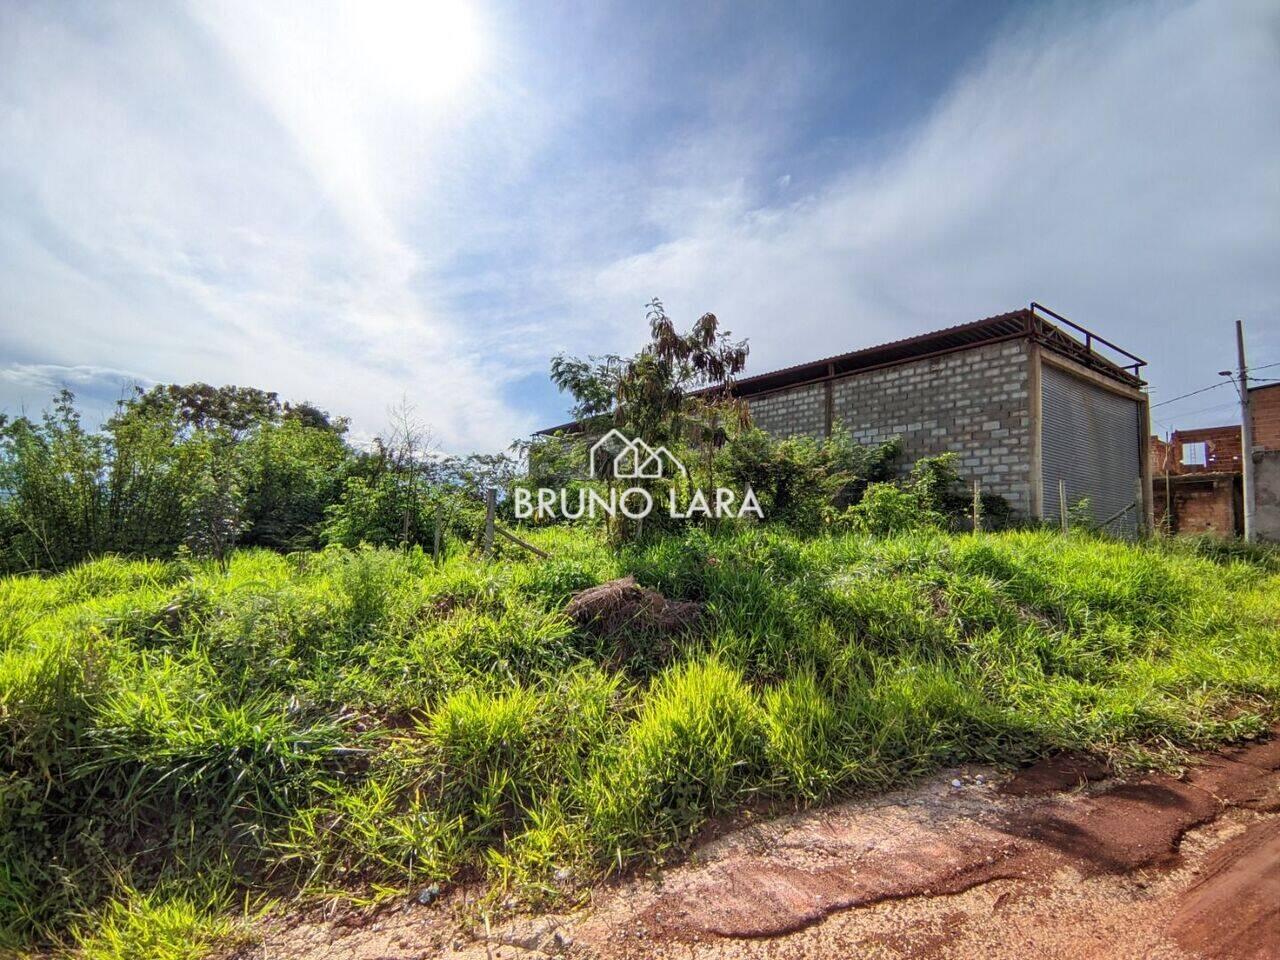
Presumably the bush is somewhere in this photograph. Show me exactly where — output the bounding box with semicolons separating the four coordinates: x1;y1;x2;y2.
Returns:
843;482;941;535
718;426;900;532
322;477;485;552
838;452;960;534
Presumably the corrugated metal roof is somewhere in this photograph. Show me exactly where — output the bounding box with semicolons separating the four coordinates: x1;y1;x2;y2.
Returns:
723;309;1035;398
536;304;1146;435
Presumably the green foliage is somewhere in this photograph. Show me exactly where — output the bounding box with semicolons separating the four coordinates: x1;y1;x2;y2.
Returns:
0;388;516;572
718;427;901;531
839;452;959;534
548;300;750;542
843;482;939;535
0;389;353;573
320;477;487;552
1068;495;1097;531
2;526;1278;952
71;885;240;960
238;418;349;551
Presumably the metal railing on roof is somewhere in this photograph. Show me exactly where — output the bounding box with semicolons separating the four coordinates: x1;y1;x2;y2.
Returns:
1030;302;1147;378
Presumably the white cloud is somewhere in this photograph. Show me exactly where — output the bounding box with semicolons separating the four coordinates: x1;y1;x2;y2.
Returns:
0;362;152;393
0;0;1275;448
0;1;538;452
565;0;1280;430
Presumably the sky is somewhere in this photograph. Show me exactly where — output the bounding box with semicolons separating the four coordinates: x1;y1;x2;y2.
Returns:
1;0;1277;452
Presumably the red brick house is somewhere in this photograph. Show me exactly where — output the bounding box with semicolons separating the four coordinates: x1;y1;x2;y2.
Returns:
1152;382;1280;538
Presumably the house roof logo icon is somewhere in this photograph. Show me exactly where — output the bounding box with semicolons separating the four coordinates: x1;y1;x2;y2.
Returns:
588;429;687;480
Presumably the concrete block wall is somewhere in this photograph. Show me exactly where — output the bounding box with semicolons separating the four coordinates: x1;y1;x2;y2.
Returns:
748;339;1033;514
748;381;827;440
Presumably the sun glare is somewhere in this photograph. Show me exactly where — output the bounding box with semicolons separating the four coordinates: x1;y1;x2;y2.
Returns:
341;0;483;105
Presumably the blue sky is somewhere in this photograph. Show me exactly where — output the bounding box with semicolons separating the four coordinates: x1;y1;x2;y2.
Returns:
1;0;1277;452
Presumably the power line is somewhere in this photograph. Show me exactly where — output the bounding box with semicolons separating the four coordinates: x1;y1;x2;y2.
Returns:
1147;359;1279;411
1151;399;1239;428
1150;380;1230;408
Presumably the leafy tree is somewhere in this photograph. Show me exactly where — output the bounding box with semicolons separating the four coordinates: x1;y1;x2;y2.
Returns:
239;418;349;551
0;391;109;570
181;429;246;568
131;383;281;435
549;298;749;446
0;387;361;572
548;299;750;540
282;400;348;435
548;354;626;427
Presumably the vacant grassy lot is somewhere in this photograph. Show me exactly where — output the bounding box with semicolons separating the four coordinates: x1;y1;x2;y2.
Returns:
3;528;1278;956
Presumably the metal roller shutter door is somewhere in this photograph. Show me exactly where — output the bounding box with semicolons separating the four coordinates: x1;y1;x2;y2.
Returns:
1041;363;1142;535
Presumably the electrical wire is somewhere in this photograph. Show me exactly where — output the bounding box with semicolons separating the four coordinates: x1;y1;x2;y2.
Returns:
1150;380;1231;408
1149;364;1279;410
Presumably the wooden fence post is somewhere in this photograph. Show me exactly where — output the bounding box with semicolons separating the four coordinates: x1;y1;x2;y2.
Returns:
483;488;495;556
971;479;982;533
1135;477;1146;538
1058;479;1069;534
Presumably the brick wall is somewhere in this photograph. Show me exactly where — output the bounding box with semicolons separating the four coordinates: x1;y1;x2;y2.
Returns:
1160;476;1239;536
1148;385;1280;475
1251;384;1280;451
1154;425;1243;475
748;340;1033;514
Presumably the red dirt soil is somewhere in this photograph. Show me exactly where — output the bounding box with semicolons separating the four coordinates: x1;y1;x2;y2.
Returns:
227;735;1280;960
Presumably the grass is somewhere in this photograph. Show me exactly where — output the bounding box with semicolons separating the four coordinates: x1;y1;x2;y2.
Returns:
1;526;1278;955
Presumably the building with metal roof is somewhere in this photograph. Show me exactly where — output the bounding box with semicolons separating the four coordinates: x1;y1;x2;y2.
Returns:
542;303;1153;532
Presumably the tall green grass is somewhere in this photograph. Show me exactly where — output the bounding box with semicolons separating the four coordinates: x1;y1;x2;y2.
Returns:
1;528;1277;953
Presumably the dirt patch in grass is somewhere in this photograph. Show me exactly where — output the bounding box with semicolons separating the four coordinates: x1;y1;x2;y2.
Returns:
565;576;702;637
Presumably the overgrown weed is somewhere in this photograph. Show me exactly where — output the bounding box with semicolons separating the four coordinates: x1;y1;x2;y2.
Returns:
2;528;1277;952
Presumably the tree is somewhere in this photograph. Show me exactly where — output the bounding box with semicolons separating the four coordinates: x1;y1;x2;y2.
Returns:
0;386;359;573
547;299;750;540
0;391;109;570
130;383;281;436
181;429;245;568
550;299;748;442
238;417;349;551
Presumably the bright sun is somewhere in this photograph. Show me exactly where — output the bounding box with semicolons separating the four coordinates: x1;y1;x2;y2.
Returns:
340;0;484;105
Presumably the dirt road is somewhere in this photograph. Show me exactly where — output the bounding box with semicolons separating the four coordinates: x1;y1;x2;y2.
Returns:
233;737;1280;960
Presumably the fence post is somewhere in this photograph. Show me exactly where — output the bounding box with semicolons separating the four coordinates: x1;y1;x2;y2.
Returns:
483;488;495;556
971;479;982;533
433;502;443;563
1058;479;1069;534
1135;477;1146;538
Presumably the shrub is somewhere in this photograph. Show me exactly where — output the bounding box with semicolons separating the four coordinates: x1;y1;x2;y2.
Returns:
718;427;900;531
837;452;962;534
843;482;941;535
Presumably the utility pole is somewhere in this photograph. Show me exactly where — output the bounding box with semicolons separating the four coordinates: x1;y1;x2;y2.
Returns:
1236;320;1256;542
